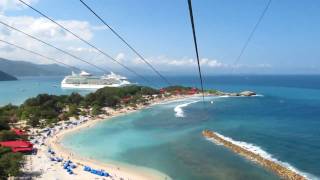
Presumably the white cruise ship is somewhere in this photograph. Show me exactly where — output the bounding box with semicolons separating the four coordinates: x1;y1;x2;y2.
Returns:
61;71;131;89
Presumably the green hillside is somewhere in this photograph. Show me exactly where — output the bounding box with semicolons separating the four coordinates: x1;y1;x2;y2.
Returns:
0;58;71;76
0;71;17;81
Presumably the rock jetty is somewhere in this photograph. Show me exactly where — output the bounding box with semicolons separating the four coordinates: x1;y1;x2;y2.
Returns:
239;91;256;96
202;130;306;180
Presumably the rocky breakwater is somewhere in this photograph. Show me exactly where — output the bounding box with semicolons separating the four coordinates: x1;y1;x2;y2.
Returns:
206;90;257;97
202;130;306;180
227;91;257;97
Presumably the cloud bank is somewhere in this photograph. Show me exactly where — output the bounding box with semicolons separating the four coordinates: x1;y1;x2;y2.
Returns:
0;0;274;75
0;0;38;13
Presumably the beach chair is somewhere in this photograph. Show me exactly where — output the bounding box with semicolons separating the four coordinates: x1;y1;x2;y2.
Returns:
84;166;91;171
70;163;77;168
90;169;97;174
96;171;102;176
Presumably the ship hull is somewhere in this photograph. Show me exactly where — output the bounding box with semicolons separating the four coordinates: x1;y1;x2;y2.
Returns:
61;82;131;89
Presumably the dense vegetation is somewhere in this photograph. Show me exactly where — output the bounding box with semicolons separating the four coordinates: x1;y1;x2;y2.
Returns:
0;147;24;179
0;85;223;130
0;85;161;129
0;58;70;76
0;113;24;178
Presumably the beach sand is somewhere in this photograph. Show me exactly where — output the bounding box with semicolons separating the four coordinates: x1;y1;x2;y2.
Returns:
23;94;199;180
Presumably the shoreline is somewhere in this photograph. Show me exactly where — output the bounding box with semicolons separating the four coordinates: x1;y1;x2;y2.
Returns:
25;94;201;179
49;116;168;180
202;130;307;180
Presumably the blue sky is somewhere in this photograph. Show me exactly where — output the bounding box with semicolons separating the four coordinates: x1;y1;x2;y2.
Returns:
1;0;320;75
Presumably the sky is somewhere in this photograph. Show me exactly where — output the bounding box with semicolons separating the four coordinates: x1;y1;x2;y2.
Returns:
0;0;320;76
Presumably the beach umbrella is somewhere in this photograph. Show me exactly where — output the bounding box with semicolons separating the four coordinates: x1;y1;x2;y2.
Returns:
91;169;97;174
70;163;77;168
84;166;90;171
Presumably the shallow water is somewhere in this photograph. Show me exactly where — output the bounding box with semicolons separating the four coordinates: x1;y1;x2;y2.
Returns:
1;75;320;179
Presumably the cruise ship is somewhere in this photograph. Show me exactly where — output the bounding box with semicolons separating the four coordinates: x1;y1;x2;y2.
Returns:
61;71;131;89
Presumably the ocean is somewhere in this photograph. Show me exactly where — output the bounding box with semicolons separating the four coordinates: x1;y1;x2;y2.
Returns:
1;75;320;179
0;76;93;106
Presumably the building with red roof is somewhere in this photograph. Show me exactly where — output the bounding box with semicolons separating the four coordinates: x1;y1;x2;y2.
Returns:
0;140;33;153
12;128;25;136
159;88;165;94
121;96;132;103
187;88;198;95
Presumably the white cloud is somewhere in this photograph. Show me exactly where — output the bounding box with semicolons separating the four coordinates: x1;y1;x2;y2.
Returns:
0;0;274;74
91;25;108;31
115;53;125;62
0;15;93;41
0;0;38;13
127;55;274;75
257;63;272;68
0;14;101;66
133;56;227;68
200;58;224;67
67;47;97;53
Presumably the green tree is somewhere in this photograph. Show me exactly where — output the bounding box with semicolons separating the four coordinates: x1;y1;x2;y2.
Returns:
67;104;79;117
0;130;20;141
0;147;11;155
91;105;102;116
0;118;10;131
67;93;83;104
0;152;24;179
27;116;40;127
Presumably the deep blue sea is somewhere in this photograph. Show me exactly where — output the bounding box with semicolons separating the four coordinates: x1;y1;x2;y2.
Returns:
1;75;319;179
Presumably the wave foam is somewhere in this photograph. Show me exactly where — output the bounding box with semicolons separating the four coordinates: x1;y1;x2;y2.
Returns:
174;101;199;118
206;133;317;180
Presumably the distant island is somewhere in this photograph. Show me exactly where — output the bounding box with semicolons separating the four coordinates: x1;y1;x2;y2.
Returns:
0;58;72;76
0;70;17;81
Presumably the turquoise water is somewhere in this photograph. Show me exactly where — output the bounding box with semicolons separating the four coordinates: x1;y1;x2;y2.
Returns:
1;75;320;179
61;75;320;180
0;76;93;105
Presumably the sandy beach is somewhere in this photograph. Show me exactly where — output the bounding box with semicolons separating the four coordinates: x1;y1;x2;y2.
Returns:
23;94;199;180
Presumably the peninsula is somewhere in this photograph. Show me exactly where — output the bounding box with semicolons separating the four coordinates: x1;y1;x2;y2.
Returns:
0;85;256;179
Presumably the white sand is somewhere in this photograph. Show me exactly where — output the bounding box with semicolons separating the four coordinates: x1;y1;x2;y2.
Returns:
22;94;200;180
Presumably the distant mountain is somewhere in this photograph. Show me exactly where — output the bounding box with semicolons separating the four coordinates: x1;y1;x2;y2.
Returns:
0;70;17;81
0;58;71;76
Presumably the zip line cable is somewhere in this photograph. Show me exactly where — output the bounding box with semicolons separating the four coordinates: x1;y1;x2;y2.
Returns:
0;20;109;73
17;0;154;86
187;0;205;103
0;39;81;71
231;0;272;72
79;0;173;86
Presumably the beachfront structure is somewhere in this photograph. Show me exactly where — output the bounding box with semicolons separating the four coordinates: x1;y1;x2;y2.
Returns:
0;140;33;153
61;71;131;89
187;88;198;95
12;128;25;136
